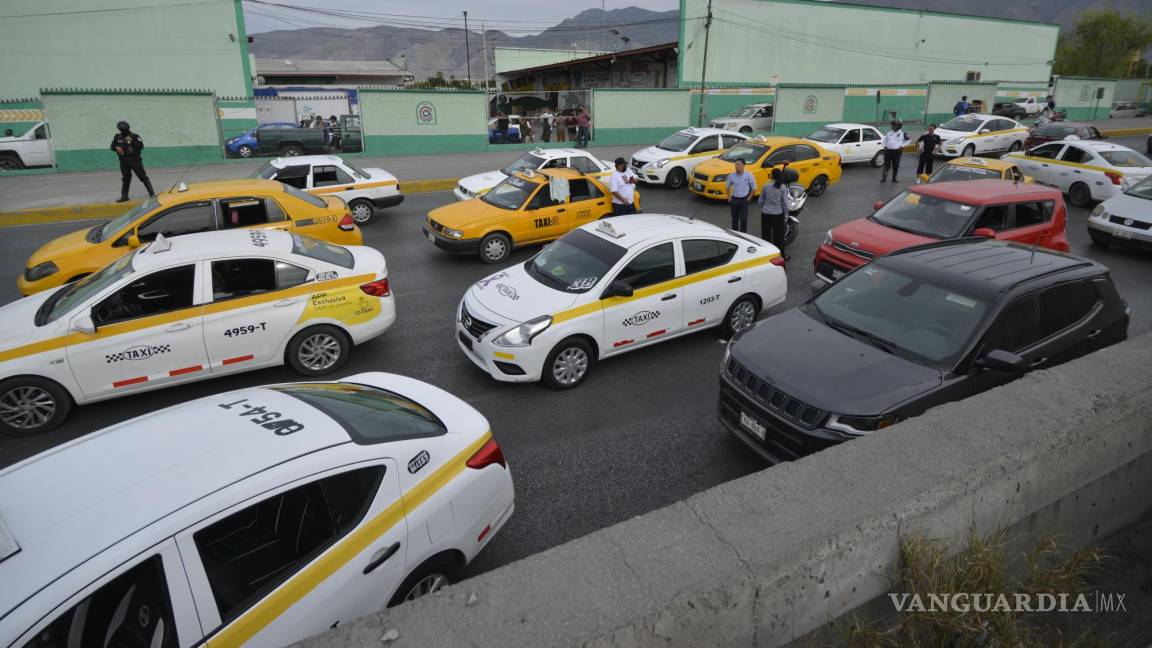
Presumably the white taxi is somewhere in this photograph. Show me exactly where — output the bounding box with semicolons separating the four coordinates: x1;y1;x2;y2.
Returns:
1006;140;1152;207
253;155;403;224
629;127;749;189
454;147;612;201
0;229;396;436
0;373;514;648
456;215;787;389
804;123;885;166
934;114;1029;157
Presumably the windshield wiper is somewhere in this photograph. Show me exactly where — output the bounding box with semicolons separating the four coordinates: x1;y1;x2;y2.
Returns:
824;318;897;354
528;264;568;290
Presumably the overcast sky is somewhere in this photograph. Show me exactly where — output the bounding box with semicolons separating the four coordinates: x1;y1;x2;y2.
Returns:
243;0;680;34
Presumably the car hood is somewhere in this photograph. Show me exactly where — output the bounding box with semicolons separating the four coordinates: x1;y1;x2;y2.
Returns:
0;289;58;351
1101;191;1152;218
632;145;683;163
731;309;943;415
695;158;736;176
831;217;934;255
467;263;580;322
935;127;978;142
427;198;515;231
27;226;99;267
458;170;508;194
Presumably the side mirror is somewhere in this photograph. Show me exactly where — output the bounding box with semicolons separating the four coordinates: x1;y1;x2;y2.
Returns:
979;129;991;134
973;349;1026;373
973;227;997;239
873;200;885;211
127;233;142;248
602;280;634;299
70;312;96;335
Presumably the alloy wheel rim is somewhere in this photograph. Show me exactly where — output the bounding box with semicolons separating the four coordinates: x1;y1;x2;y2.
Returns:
299;333;341;371
731;301;756;332
552;347;589;385
485;238;507;260
351;204;372;223
239;147;252;158
405;574;448;601
0;386;56;429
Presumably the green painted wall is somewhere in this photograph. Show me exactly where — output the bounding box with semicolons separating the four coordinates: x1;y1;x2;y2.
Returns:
842;87;927;125
0;0;250;101
925;82;997;124
359;90;488;155
42;92;221;172
592;88;691;145
1053;77;1116;121
689;89;775;126
217;98;259;142
681;0;1057;87
994;82;1048;104
773;86;845;136
1114;79;1152;108
0;99;44;138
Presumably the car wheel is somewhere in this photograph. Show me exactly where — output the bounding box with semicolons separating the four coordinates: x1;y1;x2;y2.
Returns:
1088;229;1111;248
0;155;24;171
739;126;753;135
0;377;72;437
479;232;511;264
281;144;303;157
286;325;350;376
665;168;687;189
721;294;760;338
349;199;374;224
388;554;461;608
962;144;976;157
808;175;829;197
1068;182;1093;208
1008;141;1022;152
870;150;885;168
542;337;595;390
237;144;255;158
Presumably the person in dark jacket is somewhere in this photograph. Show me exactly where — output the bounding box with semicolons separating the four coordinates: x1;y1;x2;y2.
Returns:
111;121;154;202
759;167;791;259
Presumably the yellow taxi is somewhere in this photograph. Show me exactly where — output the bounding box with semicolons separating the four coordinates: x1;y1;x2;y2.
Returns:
920;156;1033;184
18;179;362;296
424;168;638;263
689;136;842;200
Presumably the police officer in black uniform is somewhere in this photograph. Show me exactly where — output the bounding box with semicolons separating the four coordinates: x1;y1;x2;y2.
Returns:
111;121;155;202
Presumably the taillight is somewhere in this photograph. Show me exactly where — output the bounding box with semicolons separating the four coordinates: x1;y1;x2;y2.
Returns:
360;277;390;297
339;213;355;231
770;256;787;268
466;438;506;469
1105;172;1122;186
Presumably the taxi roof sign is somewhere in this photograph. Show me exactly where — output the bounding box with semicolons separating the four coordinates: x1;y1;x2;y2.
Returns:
150;233;172;253
596;220;625;238
963;158;988;166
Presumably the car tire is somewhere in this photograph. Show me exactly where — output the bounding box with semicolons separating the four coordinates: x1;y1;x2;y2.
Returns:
542;337;595;390
721;294;760;338
808;175;829;197
962;144;976;157
388;554;461;608
479;232;511;264
665;168;687;190
286;325;350;376
0;376;73;437
0;154;24;171
237;144;255;158
1088;230;1111;248
1068;182;1093;208
281;144;303;157
1007;141;1022;153
349;199;374;224
739;126;753;135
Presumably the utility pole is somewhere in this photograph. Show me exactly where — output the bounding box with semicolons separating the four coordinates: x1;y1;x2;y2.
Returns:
695;0;712;127
482;21;489;95
463;11;472;88
601;0;607;52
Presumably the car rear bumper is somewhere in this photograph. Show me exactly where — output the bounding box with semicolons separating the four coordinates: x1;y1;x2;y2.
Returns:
371;194;404;209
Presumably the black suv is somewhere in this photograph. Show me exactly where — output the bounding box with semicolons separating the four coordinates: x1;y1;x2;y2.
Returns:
719;239;1129;463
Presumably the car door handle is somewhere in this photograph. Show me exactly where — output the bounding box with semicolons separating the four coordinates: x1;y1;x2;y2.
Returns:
661;293;677;301
557;208;566;213
1030;356;1048;367
274;298;301;307
363;542;401;574
727;276;742;283
596;201;605;206
1085;329;1102;340
165;322;191;333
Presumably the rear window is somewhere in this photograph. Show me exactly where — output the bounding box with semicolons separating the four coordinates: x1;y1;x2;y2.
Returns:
281;183;328;208
1098;150;1152;168
274;383;446;444
292;234;353;268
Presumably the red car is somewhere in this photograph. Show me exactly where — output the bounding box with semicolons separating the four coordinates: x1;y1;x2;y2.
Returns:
1024;121;1104;149
813;180;1071;283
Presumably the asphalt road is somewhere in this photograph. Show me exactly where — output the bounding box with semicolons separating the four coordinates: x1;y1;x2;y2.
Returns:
1;137;1149;578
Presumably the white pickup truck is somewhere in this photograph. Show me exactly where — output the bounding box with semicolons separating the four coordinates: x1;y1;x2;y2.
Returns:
0;121;54;169
1013;97;1045;117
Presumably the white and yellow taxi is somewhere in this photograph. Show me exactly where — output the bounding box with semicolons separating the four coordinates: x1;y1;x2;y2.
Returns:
628;127;749;189
0;373;514;647
0;229;396;435
1006;140;1152;207
456;215;787;389
254;155;403;224
934;114;1029;157
454;148;612;201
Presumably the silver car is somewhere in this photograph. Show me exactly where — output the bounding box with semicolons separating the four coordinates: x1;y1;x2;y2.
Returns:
1087;175;1152;251
709;103;774;134
1109;102;1147;119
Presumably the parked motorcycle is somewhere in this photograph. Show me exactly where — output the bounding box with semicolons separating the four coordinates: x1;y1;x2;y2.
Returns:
783;184;806;246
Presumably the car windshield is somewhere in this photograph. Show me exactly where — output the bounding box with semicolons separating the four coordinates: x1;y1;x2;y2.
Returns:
481;174;538;210
526;229;627;293
720;143;768;162
38;252;136;325
501;153;545;176
292;234;353;268
95;197;159;243
656;132;695;152
1124;176;1152;199
274;382;446;444
870;190;978;239
1038;125;1078;138
345;162;371;179
1099;150;1152;168
727;106;758;118
251;162;278;179
940;117;983;133
809;265;990;368
929;165;1001;182
806;127;845;143
282;183;328;208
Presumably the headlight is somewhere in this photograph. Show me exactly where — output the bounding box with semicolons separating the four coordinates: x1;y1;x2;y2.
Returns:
656;159;671;168
492;315;552;347
823;229;834;246
721;340;732;368
826;414;899;436
713;174;729;182
25;261;59;282
1090;205;1108;220
444;227;464;239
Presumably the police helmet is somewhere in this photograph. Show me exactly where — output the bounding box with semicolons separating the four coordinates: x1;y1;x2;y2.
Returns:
116;121;130;132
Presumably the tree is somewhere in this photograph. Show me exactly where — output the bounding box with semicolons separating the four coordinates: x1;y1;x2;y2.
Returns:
1054;9;1152;78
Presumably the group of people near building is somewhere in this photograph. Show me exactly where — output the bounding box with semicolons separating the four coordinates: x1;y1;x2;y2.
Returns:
494;106;592;147
299;115;343;148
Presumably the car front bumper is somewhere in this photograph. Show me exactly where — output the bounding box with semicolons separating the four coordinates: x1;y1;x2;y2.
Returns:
812;243;871;283
455;320;545;384
424;227;481;255
717;374;849;463
1088;217;1152;249
689;177;730;200
631;163;670;184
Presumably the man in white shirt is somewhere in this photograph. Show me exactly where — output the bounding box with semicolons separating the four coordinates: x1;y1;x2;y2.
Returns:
541;111;555;142
609;157;638;216
880;120;911;183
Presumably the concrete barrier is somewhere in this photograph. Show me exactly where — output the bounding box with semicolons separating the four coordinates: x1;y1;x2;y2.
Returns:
299;332;1152;648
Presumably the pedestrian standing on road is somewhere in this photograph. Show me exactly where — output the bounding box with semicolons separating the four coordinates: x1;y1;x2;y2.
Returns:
608;157;638;216
541;110;554;142
880;120;910;183
953;96;970;117
725;158;757;233
556;112;567;142
916;124;942;180
759;167;790;260
522;117;535;144
576;106;591;148
111;121;154;203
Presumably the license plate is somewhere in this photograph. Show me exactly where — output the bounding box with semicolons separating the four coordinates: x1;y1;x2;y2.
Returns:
693;182;704;191
1112;229;1133;240
425;230;435;243
739;411;767;441
831;267;845;280
457;331;473;350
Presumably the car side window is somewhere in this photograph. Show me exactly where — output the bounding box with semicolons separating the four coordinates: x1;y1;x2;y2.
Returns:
1012;201;1051;228
93;265;196;326
721;134;744;148
218;197;280;228
841;129;861;143
313;165;353;187
541;158;567;169
22;555;178;648
35;124;48;140
691;135;719;154
1007;166;1024;182
569;156;600;174
194;466;383;622
682;239;738;274
1087;127;1103;139
614;242;675;290
793;145;821;161
211;258;308;300
1028;144;1064;160
981;296;1039;354
527;186;563;209
972;205;1009;232
861;129;881;142
275;165;310;190
756;106;773;118
764;146;794;166
567;179;603;202
138;203;216;242
1059;146;1091;164
1037;281;1097;339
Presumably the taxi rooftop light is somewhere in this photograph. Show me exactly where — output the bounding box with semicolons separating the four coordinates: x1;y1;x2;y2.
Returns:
597;220;625;238
176;182;188;192
150;233;172;253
